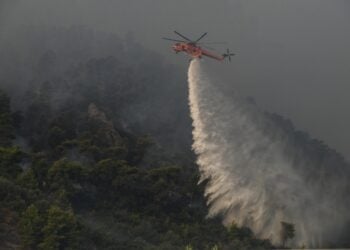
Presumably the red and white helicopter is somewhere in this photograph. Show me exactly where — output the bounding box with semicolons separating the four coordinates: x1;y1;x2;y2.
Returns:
163;31;235;62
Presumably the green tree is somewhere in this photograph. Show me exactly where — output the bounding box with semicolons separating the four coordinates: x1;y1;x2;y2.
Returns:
185;244;193;250
0;146;23;179
19;204;45;249
48;126;66;148
17;168;40;194
47;159;86;195
31;158;50;190
228;222;253;241
280;221;295;248
39;205;80;250
22;93;51;151
91;159;130;193
0;90;14;146
0;176;25;209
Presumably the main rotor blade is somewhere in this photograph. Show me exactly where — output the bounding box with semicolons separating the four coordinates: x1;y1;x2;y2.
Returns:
174;31;192;42
195;32;208;43
162;37;187;42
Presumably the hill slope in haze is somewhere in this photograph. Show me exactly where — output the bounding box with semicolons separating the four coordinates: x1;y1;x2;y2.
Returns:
0;26;273;250
1;26;349;249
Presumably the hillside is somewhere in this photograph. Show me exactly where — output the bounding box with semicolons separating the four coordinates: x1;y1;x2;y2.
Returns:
1;26;349;249
0;27;273;250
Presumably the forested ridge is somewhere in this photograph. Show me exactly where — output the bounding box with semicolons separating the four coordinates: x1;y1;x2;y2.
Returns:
1;26;349;249
0;26;273;250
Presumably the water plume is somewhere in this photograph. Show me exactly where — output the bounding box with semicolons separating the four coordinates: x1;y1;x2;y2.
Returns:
188;59;350;248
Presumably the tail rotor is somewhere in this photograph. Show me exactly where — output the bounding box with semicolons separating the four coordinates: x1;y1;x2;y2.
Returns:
222;48;235;62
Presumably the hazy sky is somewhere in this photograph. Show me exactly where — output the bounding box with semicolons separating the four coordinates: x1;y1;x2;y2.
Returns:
1;0;350;159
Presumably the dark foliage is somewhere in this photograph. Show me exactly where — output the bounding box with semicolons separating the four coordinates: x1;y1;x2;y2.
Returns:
0;27;272;250
2;26;350;250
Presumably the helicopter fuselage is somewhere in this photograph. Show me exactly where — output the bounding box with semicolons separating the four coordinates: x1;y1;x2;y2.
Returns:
172;42;224;61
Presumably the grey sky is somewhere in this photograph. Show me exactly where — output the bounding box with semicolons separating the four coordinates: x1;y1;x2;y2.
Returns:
1;0;350;159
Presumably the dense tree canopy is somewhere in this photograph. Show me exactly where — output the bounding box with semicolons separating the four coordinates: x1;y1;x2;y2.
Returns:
2;26;349;249
0;28;273;249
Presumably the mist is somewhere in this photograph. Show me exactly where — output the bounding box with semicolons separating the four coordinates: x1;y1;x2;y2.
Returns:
1;0;350;248
1;0;350;160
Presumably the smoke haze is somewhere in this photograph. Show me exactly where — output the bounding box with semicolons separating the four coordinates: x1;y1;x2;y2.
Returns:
1;1;350;247
1;0;350;160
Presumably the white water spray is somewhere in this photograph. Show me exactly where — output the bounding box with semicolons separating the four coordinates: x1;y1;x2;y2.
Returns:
188;60;350;247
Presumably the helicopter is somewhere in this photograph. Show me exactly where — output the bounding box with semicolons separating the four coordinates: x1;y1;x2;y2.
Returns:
162;31;235;62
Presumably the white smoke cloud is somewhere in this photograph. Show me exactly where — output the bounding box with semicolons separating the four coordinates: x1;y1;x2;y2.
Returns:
188;59;350;248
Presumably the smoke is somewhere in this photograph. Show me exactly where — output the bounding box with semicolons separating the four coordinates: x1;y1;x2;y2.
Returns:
2;0;350;161
188;59;350;248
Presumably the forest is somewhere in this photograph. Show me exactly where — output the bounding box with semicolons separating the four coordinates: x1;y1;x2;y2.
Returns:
0;26;275;250
1;26;349;249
